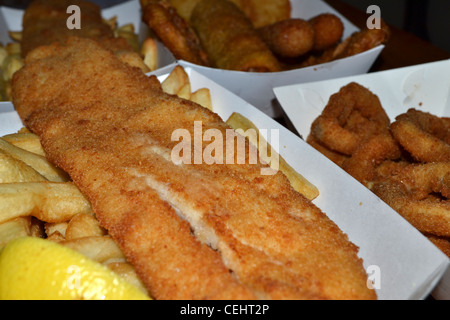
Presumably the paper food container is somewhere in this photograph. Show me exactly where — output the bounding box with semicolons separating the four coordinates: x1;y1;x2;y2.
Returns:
273;59;450;299
178;0;385;118
1;66;448;300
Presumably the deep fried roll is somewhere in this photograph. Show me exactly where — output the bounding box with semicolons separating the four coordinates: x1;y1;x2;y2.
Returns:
258;19;315;58
190;0;281;72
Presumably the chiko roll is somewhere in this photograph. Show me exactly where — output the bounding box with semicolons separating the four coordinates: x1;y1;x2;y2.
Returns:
190;0;281;72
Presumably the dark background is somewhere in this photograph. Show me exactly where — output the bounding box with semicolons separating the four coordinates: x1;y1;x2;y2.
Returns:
340;0;449;54
1;0;448;54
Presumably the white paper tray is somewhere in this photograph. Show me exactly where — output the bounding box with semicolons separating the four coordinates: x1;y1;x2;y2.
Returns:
2;67;448;300
273;59;450;299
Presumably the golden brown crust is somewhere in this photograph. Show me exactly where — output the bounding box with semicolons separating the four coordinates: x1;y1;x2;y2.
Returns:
257;19;314;58
12;37;376;300
21;0;118;57
141;0;210;66
190;0;281;72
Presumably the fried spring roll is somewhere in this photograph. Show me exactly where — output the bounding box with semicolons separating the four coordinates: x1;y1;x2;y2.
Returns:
190;0;281;72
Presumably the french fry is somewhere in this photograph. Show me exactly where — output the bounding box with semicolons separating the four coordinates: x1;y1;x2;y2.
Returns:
2;54;24;82
65;213;106;240
176;83;191;100
5;42;21;56
46;231;65;242
103;16;118;31
115;23;140;52
162;65;190;95
141;37;158;71
0;216;31;249
0;139;69;182
44;221;69;238
115;50;150;73
1;132;46;156
8;31;22;42
0;45;7;66
191;88;213;111
0;79;7;101
60;235;125;264
0;150;47;183
226;112;319;200
0;181;93;224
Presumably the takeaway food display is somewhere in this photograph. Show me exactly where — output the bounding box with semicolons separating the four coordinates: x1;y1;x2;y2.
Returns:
140;0;389;72
11;36;376;300
0;0;448;301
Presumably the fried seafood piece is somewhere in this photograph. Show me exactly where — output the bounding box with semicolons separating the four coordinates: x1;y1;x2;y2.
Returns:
341;133;401;187
190;0;281;72
426;235;450;258
371;171;450;238
140;0;210;66
301;20;390;67
308;82;391;155
12;37;376;300
391;109;450;163
308;13;344;51
21;0;124;57
376;162;450;200
371;161;449;238
257;19;315;58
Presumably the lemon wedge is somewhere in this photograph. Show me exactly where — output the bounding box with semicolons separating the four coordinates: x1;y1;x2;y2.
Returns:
0;237;150;300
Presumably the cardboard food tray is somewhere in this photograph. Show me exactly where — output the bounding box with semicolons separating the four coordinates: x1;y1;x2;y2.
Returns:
273;59;450;299
1;66;448;300
178;0;385;118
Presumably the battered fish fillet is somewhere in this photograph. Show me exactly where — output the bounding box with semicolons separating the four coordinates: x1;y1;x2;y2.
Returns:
12;37;376;300
21;0;135;57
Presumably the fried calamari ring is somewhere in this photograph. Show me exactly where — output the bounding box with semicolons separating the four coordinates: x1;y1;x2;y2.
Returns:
141;0;210;66
391;109;450;162
308;13;344;51
342;133;401;187
371;177;450;237
377;162;450;199
257;19;314;58
336;19;390;58
371;162;450;237
301;19;390;68
426;234;450;258
310;82;390;155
